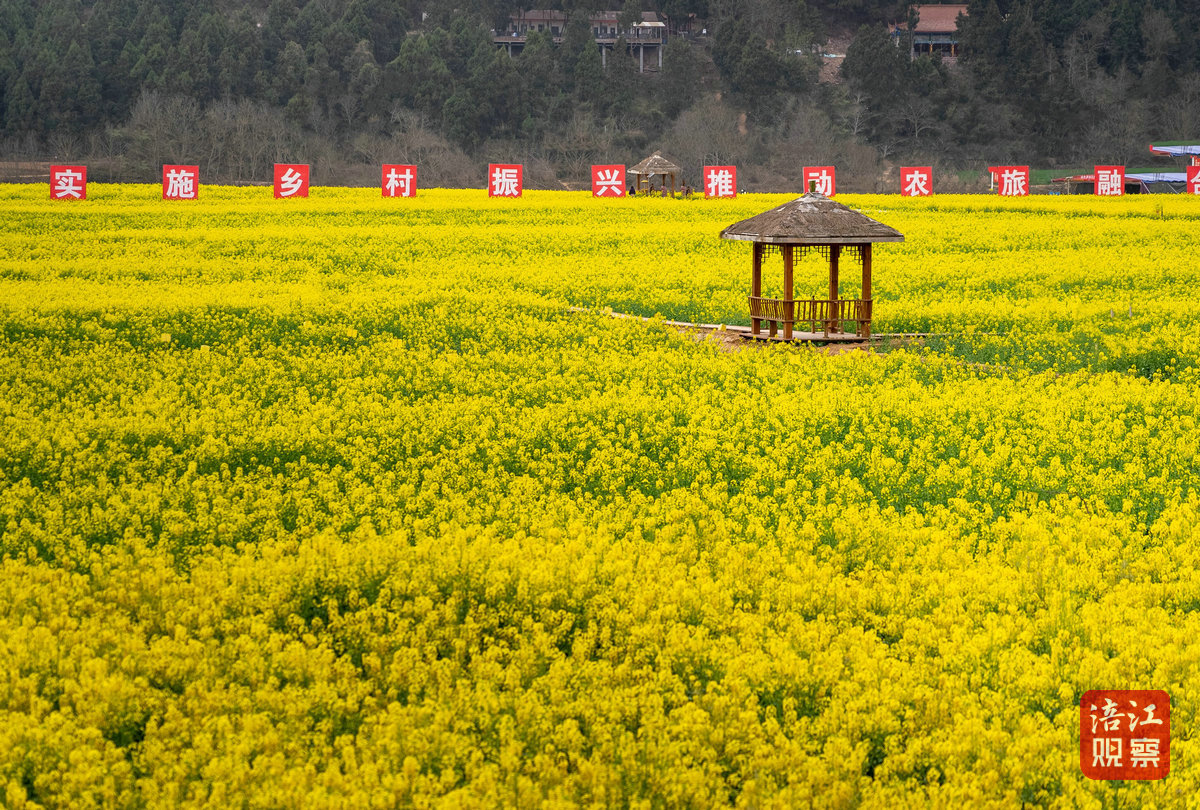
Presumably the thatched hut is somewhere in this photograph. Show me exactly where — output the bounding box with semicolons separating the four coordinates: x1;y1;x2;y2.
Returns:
628;151;683;195
720;192;904;340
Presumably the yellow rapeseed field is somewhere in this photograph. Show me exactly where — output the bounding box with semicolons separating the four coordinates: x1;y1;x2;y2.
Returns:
1;184;1198;808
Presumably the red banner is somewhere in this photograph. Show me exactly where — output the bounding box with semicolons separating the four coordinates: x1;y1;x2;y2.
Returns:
591;165;626;197
991;165;1030;196
1081;690;1170;781
802;166;835;196
50;165;87;200
162;165;199;200
900;166;932;197
274;164;310;198
382;164;417;198
488;164;523;197
703;166;737;198
1188;165;1200;195
1094;165;1124;196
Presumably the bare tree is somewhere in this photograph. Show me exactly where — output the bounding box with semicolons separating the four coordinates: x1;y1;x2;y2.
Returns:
662;97;747;182
1158;74;1200;142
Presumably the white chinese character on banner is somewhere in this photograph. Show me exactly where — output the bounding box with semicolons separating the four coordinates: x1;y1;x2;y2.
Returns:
594;169;623;196
904;171;929;196
811;170;832;196
706;168;734;197
1092;737;1122;768
1130;738;1161;768
1001;169;1026;196
386;167;413;197
166;169;196;199
491;166;520;196
279;168;305;197
54;169;83;199
1096;170;1120;195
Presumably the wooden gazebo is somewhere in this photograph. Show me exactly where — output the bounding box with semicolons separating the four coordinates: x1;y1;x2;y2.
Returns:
720;192;904;341
629;151;682;195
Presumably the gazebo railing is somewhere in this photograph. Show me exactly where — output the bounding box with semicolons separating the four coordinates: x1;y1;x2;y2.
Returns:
748;296;873;337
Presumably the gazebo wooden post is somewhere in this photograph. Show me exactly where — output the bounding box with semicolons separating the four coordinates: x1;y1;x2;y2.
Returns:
783;245;794;340
751;243;762;336
862;243;873;337
828;245;840;335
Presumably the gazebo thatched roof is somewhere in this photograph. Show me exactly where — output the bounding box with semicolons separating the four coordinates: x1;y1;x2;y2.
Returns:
720;192;905;245
628;151;683;176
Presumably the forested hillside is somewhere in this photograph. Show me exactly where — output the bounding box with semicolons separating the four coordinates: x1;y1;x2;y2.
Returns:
2;0;1198;188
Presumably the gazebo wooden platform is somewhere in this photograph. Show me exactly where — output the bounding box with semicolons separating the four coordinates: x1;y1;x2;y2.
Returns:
720;192;904;341
629;151;683;195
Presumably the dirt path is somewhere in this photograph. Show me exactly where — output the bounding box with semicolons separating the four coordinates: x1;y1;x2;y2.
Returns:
569;307;917;355
666;322;881;355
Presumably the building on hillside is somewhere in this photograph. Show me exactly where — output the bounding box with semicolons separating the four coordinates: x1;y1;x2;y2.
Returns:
889;4;967;61
494;11;667;72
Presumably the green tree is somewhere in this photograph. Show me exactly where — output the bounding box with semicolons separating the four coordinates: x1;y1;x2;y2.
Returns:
442;89;485;147
385;33;453;124
3;71;36;135
714;18;808;119
344;39;382;122
517;32;562;137
560;10;594;95
276;41;308;104
573;37;605;107
62;38;101;131
619;0;642;33
658;38;701;119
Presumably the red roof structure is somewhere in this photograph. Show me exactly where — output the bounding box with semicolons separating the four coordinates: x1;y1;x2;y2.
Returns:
893;4;968;34
889;5;968;60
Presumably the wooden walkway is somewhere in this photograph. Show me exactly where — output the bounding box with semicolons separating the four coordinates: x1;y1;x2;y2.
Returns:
569;307;932;352
571;307;928;341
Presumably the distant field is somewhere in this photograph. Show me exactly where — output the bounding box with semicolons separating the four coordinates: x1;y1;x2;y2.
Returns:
1;185;1198;806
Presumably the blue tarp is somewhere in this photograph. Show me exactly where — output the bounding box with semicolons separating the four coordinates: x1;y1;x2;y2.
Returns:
1148;144;1200;158
1127;172;1187;182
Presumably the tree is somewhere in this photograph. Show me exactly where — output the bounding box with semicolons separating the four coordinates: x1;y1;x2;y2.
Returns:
385;34;453;124
442;90;485;148
573;36;605;107
304;42;337;118
276;41;308;104
560;10;596;96
61;38;101;131
712;17;809;119
3;71;36;135
344;39;382;123
842;23;913;144
619;0;642;33
605;36;640;120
